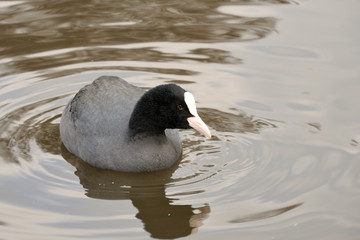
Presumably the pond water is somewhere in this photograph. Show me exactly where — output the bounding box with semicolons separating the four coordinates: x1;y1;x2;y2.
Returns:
0;0;359;239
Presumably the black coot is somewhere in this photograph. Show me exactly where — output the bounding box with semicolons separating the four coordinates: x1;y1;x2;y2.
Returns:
60;76;211;172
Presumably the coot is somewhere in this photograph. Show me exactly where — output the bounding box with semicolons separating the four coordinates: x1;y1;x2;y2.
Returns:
60;76;211;172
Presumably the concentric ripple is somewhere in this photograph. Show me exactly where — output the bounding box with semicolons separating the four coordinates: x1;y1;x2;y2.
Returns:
1;0;360;239
1;52;360;239
0;68;300;239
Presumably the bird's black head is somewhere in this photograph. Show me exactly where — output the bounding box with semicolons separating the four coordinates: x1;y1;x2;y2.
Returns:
128;84;211;139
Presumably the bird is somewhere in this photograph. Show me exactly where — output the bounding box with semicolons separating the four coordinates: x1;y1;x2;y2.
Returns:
60;76;211;172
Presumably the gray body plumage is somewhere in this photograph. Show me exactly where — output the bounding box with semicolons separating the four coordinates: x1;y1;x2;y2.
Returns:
60;76;182;172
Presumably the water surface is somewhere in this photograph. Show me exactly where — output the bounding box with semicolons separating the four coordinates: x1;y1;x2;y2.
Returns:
0;0;359;239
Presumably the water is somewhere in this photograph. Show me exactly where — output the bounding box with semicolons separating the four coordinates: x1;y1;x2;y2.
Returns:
0;0;359;239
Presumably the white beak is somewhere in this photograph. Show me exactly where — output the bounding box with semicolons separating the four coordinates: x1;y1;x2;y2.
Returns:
184;91;211;139
187;116;212;139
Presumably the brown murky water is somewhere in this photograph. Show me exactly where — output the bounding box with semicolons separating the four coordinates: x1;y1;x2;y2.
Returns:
0;0;359;239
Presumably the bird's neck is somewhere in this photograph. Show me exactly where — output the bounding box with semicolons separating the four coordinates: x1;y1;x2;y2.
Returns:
128;98;166;139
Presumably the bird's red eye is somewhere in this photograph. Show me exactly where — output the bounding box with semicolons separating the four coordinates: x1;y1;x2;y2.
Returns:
177;105;183;110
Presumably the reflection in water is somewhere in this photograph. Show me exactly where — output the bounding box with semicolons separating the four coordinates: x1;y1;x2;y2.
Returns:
1;83;359;238
0;97;217;238
30;104;273;238
0;91;274;238
0;0;292;76
2;0;359;239
62;145;210;239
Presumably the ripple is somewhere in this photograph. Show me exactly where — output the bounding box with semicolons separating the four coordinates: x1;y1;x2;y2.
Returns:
0;71;215;238
1;69;360;239
1;60;360;239
0;66;303;239
229;203;303;223
1;0;360;239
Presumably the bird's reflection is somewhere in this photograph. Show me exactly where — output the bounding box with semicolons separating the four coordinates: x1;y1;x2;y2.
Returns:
4;105;278;238
61;145;210;239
